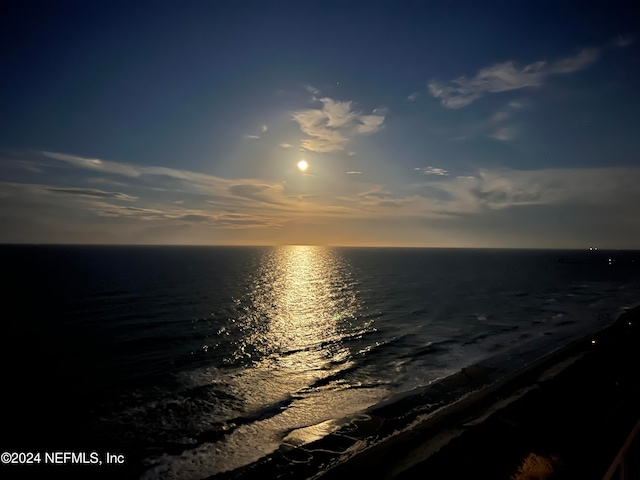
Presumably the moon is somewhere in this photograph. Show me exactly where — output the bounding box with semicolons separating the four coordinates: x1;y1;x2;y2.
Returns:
297;160;309;172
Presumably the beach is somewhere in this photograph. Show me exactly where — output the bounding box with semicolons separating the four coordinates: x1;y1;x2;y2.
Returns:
220;306;640;479
2;247;639;480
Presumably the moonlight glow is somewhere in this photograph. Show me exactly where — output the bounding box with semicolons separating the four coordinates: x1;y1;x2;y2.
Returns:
1;2;639;249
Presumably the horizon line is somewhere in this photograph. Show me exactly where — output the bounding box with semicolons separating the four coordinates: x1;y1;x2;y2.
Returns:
0;242;636;251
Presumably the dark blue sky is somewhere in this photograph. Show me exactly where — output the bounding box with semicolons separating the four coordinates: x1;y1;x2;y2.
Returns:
1;1;639;246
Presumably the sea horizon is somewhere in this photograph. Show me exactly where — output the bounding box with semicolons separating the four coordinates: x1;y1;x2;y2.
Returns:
3;245;639;478
3;242;639;251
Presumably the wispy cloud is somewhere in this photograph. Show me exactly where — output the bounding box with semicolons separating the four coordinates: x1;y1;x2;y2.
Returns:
45;187;137;201
445;167;640;213
484;101;523;141
279;143;294;149
407;92;420;101
244;124;267;139
489;127;515;141
89;201;279;229
30;151;382;219
415;166;449;176
490;111;510;123
356;114;385;134
305;85;321;96
42;151;229;188
292;97;386;153
228;183;285;205
5;151;640;247
429;48;600;108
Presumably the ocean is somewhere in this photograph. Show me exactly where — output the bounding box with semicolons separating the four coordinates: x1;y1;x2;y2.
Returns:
3;245;640;479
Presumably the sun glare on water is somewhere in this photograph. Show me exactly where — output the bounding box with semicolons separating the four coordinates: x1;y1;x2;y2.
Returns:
297;160;309;172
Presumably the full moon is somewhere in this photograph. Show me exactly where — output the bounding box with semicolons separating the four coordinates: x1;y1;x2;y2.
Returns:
297;160;309;172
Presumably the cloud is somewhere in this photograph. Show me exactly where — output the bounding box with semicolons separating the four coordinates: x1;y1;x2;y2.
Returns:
27;151;392;219
291;107;348;153
429;48;600;108
95;204;166;219
39;152;276;205
45;187;137;201
208;212;279;228
244;124;268;139
4;153;302;244
305;85;321;95
89;202;280;229
279;143;294;149
292;97;386;153
175;214;211;223
430;99;518;143
420;166;640;215
346;171;362;175
228;183;285;205
6;151;640;247
28;153;439;222
415;166;449;176
42;151;237;191
322;98;357;127
490;111;510;123
489;127;515;141
356;114;385;134
407;92;420;101
44;151;108;168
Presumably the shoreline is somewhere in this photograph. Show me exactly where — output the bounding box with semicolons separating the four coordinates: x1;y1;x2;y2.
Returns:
321;305;640;479
213;305;640;480
2;304;637;480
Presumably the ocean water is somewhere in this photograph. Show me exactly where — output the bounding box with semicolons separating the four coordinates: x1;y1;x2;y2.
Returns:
3;245;640;479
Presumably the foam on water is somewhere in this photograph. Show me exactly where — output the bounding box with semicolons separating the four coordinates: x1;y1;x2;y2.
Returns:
140;386;389;479
3;246;640;479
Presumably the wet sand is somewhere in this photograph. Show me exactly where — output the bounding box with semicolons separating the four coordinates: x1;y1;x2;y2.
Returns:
322;306;640;480
218;306;640;480
2;306;638;480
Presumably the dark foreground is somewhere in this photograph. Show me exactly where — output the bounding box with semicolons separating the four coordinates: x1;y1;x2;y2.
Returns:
324;306;640;480
2;307;639;480
221;306;640;480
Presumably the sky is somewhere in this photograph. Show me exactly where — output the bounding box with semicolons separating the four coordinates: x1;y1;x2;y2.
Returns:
1;0;639;248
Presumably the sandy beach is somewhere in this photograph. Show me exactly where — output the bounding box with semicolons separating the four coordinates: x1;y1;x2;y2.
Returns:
219;306;640;480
